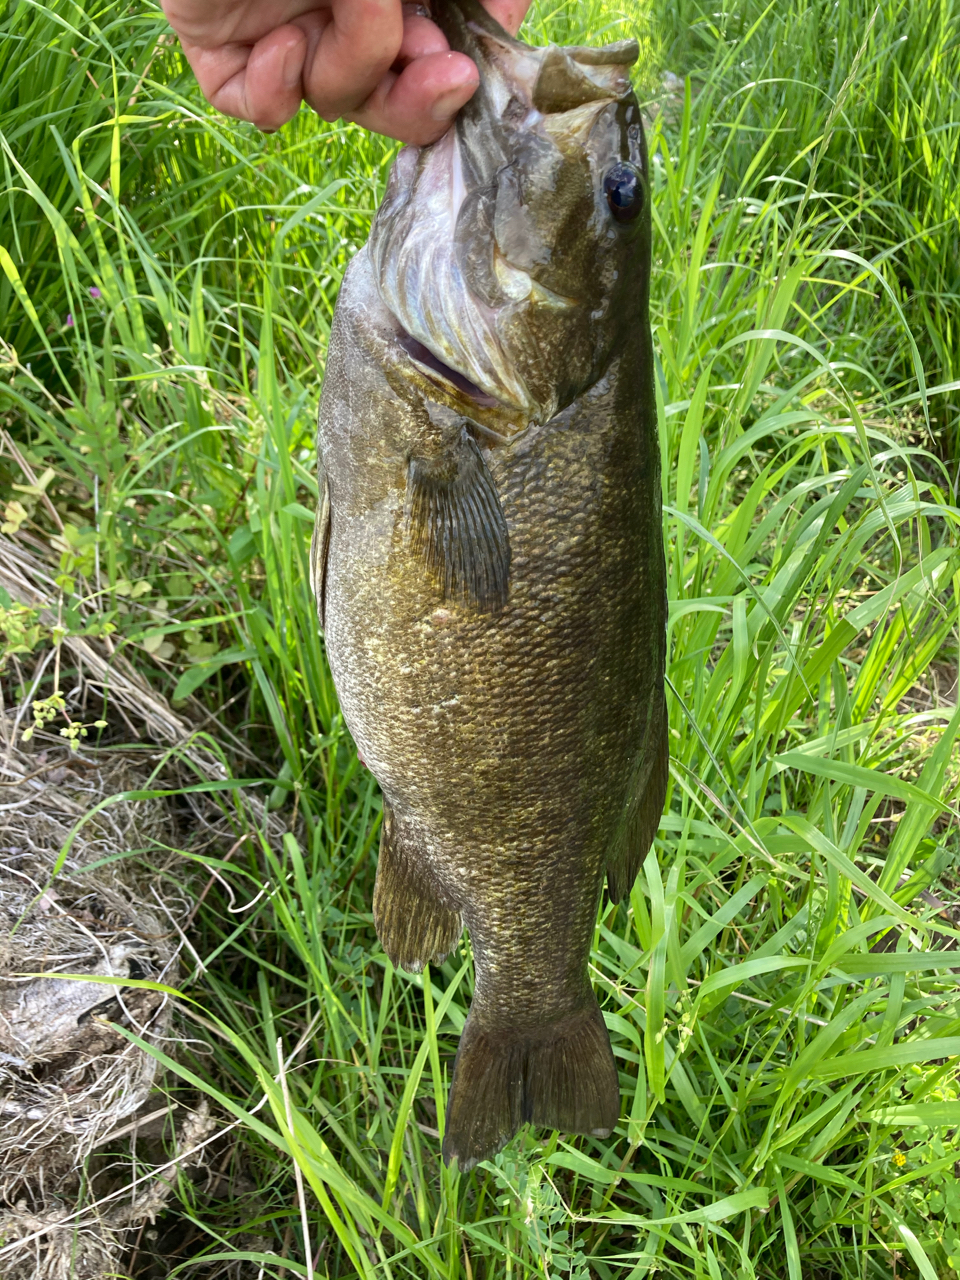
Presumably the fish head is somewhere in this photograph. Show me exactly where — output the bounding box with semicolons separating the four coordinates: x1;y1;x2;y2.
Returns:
370;0;649;431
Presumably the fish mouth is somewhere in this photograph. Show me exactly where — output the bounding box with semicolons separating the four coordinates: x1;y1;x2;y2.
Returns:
372;129;550;423
397;331;501;409
395;325;529;446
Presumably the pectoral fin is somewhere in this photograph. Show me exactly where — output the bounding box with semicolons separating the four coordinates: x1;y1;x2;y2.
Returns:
405;428;510;613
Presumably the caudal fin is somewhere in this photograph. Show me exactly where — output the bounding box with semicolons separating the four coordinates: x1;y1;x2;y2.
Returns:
442;998;619;1170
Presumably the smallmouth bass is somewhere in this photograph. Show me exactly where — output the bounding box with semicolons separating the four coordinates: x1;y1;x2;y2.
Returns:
313;0;667;1168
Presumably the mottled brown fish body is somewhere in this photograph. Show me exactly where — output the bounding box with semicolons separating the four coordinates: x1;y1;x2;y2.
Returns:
314;0;667;1168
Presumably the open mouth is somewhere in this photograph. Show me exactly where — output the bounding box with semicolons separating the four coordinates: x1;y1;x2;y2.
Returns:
397;330;503;409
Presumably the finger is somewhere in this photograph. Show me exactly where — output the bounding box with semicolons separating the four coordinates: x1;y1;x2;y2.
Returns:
243;25;309;130
481;0;531;36
346;50;479;145
304;0;405;119
396;10;449;65
182;25;307;131
179;38;249;106
163;0;326;49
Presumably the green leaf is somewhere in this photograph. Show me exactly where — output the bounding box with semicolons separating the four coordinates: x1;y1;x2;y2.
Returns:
868;1103;960;1126
698;956;810;1005
812;1038;960;1080
281;501;316;523
877;1202;940;1280
172;646;257;701
604;1187;771;1229
773;751;950;813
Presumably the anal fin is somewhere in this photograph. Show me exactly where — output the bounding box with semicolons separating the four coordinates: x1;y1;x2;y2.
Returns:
606;697;669;903
373;802;463;973
405;427;510;613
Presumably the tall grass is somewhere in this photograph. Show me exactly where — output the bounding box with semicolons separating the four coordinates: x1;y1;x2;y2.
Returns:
0;1;959;1278
658;0;960;461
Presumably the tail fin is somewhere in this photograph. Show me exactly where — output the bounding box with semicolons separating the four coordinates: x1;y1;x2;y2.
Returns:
442;997;619;1170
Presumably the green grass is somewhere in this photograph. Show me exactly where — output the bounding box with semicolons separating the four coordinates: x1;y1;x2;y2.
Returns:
657;0;960;460
1;0;960;1277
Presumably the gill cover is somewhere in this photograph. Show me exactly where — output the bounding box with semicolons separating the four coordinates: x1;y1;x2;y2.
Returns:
369;0;645;425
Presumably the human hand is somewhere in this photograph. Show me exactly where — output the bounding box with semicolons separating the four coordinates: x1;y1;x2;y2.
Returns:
161;0;531;145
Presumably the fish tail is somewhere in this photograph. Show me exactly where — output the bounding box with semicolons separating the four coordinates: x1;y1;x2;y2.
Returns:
442;996;619;1170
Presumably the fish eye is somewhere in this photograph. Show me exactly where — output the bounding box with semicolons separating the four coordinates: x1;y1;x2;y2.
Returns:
603;162;644;224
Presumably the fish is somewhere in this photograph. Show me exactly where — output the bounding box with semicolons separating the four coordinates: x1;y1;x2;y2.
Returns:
313;0;668;1169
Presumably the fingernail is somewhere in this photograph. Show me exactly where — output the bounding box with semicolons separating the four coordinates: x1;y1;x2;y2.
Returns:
431;85;473;122
283;48;302;90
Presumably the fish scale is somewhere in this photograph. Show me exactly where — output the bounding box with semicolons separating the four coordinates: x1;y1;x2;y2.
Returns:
314;0;667;1168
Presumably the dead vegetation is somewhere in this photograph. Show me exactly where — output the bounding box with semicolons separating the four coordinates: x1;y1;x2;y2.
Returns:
0;733;200;1277
0;510;252;1278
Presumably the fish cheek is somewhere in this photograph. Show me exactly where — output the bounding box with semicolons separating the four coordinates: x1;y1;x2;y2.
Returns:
507;149;602;303
493;145;556;273
503;168;609;408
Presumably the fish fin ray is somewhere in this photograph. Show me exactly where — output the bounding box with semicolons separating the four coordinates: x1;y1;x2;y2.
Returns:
373;802;462;972
442;997;619;1170
311;466;331;628
606;698;669;902
405;429;510;613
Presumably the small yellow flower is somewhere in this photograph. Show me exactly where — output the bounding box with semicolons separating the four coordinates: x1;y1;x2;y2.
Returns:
893;1151;907;1167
